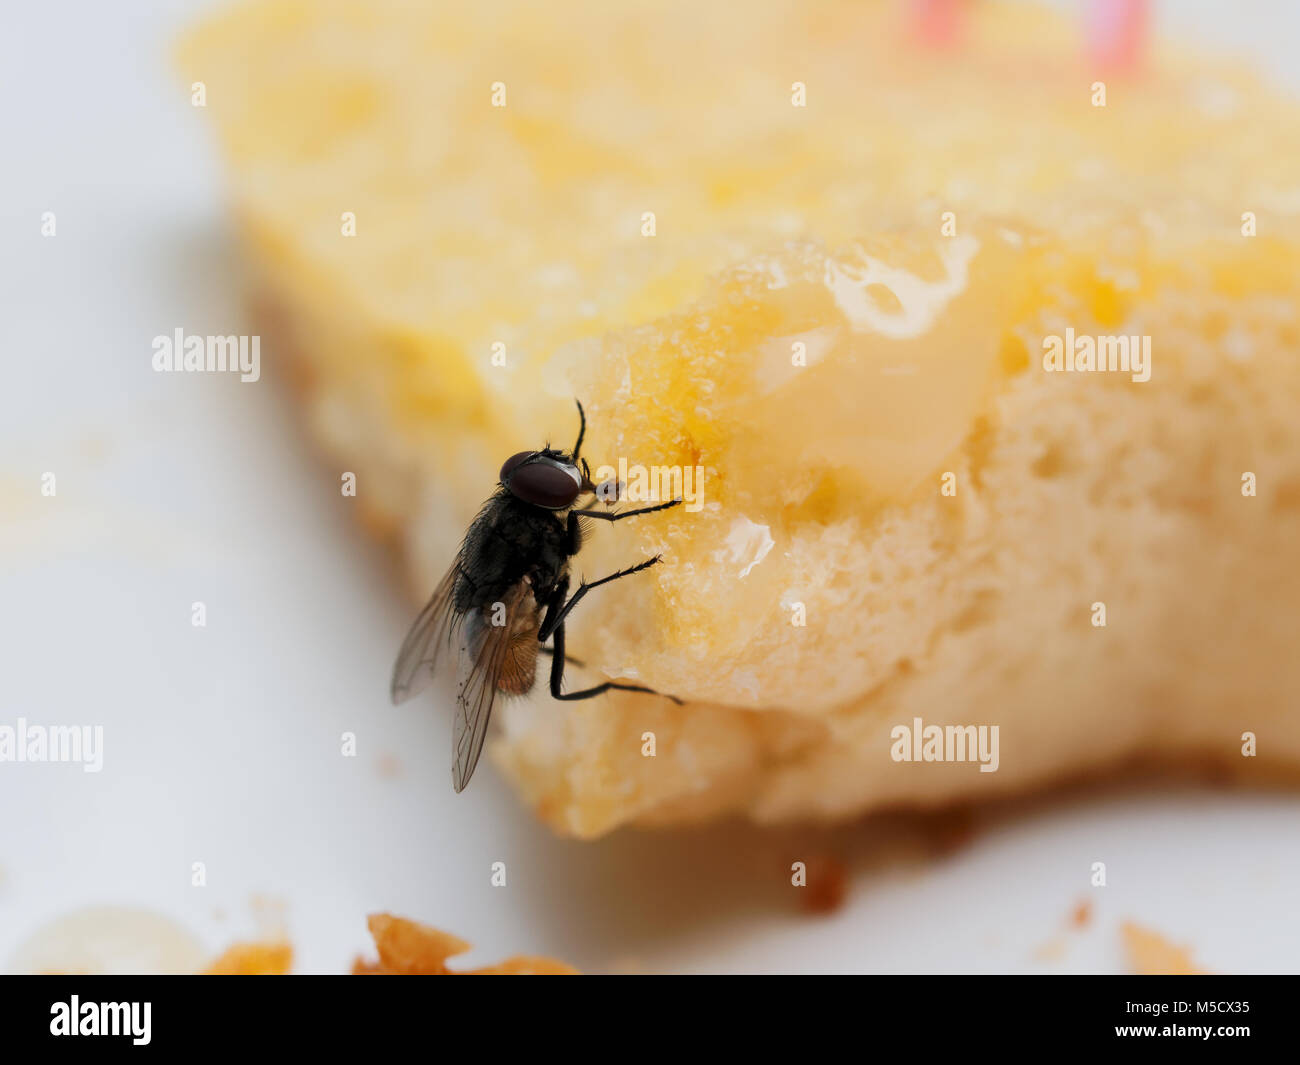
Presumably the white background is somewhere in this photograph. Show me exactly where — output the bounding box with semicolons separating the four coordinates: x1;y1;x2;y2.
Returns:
1;0;1297;973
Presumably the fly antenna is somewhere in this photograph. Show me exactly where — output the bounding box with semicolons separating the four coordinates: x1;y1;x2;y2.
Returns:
572;399;586;461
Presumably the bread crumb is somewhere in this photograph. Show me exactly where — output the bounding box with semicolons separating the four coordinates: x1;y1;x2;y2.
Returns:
204;914;575;974
797;854;848;914
1121;921;1206;975
1069;899;1093;929
353;913;577;974
204;942;293;975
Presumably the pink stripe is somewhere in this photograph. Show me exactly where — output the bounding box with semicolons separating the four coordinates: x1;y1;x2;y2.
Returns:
1087;0;1149;72
912;0;963;48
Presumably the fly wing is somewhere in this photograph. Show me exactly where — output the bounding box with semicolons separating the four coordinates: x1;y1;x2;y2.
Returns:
389;561;462;705
452;583;541;792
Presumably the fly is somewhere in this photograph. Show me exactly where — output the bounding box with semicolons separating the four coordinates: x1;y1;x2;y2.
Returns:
389;400;683;791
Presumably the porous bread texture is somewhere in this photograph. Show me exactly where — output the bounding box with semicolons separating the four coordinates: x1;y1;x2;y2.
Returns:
490;235;1300;835
182;0;1300;837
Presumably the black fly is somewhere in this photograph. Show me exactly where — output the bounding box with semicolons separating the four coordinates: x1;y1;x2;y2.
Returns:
390;400;683;791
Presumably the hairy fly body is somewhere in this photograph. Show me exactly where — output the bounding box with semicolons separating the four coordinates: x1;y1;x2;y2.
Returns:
390;401;682;791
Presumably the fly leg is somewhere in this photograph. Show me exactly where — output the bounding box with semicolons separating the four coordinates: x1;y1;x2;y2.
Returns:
538;557;662;642
537;562;682;704
573;498;682;522
537;576;584;665
547;619;681;704
571;399;586;462
539;646;585;668
564;497;681;550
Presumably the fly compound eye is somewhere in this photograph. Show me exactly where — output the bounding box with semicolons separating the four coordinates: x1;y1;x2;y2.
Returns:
500;451;536;482
506;460;582;509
